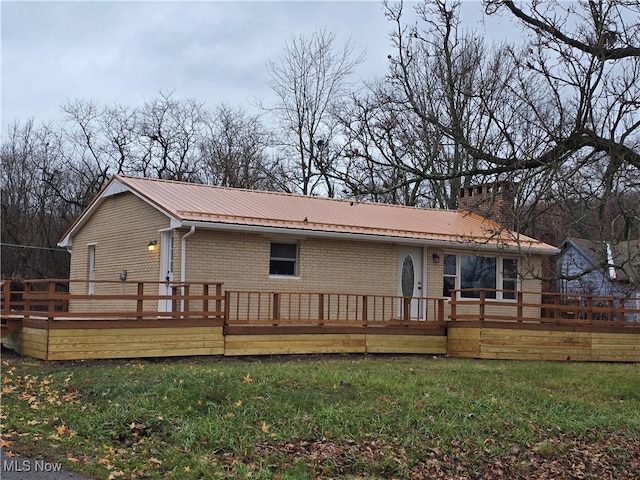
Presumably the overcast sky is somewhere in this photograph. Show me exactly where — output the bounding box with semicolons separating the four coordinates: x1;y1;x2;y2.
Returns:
2;1;519;129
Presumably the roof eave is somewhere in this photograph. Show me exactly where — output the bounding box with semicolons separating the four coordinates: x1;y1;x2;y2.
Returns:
180;220;559;255
57;175;178;248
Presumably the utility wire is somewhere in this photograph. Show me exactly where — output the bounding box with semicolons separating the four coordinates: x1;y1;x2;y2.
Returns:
0;242;68;252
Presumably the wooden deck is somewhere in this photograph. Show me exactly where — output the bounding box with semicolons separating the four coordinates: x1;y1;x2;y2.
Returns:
447;289;640;361
1;280;638;361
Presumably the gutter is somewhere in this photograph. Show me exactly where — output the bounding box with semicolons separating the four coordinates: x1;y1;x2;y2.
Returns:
180;226;196;284
179;220;560;256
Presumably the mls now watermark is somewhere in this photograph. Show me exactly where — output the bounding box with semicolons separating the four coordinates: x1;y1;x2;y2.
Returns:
3;458;63;473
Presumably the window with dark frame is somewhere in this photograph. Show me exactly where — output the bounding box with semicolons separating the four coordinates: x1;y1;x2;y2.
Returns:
269;242;298;276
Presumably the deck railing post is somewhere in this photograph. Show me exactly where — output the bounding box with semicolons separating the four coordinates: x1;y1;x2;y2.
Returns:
479;290;486;323
362;295;368;325
318;293;325;324
517;291;523;322
362;295;369;325
450;292;457;322
171;286;179;315
182;284;190;318
203;284;209;319
23;283;31;318
608;298;614;322
136;282;144;320
437;298;445;323
224;290;231;326
46;281;56;327
272;293;280;325
586;296;593;322
216;284;223;320
403;297;410;321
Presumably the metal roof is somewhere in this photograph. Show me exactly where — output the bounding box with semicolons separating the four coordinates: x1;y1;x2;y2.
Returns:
59;175;559;254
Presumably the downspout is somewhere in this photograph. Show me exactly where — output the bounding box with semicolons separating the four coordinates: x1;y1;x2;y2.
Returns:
180;226;196;312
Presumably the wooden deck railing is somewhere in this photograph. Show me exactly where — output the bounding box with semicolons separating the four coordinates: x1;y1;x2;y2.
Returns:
449;289;640;325
1;279;225;321
2;281;639;327
224;290;446;325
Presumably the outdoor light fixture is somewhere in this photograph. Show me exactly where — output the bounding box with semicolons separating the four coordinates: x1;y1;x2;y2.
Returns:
432;253;440;263
148;240;158;252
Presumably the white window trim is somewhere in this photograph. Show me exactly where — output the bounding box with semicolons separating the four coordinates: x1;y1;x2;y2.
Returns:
87;243;97;295
269;241;299;277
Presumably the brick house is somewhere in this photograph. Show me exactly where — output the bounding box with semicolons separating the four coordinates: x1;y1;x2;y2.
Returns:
58;175;557;318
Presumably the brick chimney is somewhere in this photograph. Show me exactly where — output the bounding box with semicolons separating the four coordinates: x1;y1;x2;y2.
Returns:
457;181;516;229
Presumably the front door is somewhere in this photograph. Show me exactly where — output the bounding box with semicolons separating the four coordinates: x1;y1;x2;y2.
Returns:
158;231;174;312
398;247;423;319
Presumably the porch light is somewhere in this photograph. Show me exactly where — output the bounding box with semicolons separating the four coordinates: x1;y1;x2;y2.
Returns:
432;253;440;263
148;240;158;252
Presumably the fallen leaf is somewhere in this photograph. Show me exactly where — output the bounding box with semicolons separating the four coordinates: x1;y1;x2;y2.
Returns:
242;374;252;383
55;425;69;436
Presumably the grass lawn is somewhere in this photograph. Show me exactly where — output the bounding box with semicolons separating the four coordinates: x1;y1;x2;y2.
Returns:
1;352;639;479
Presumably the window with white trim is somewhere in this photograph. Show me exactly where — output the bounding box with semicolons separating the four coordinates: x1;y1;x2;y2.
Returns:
88;244;96;294
269;242;298;276
502;258;518;300
443;254;457;297
443;253;518;300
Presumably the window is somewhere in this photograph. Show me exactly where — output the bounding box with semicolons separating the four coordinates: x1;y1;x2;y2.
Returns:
87;244;96;294
270;242;297;276
502;258;518;300
461;255;497;299
443;253;518;300
401;254;415;297
443;254;457;297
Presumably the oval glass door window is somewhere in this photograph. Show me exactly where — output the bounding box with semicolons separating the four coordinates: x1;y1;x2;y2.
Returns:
401;254;415;297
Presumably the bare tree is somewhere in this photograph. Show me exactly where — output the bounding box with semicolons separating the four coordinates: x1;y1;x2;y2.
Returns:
1;120;71;278
266;28;364;196
200;104;278;189
339;1;520;208
137;91;208;181
478;1;639;245
60;99;118;206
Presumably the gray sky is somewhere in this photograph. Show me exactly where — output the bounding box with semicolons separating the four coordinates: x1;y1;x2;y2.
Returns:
1;1;516;128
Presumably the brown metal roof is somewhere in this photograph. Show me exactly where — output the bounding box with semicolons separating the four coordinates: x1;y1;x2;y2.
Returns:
60;175;559;253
